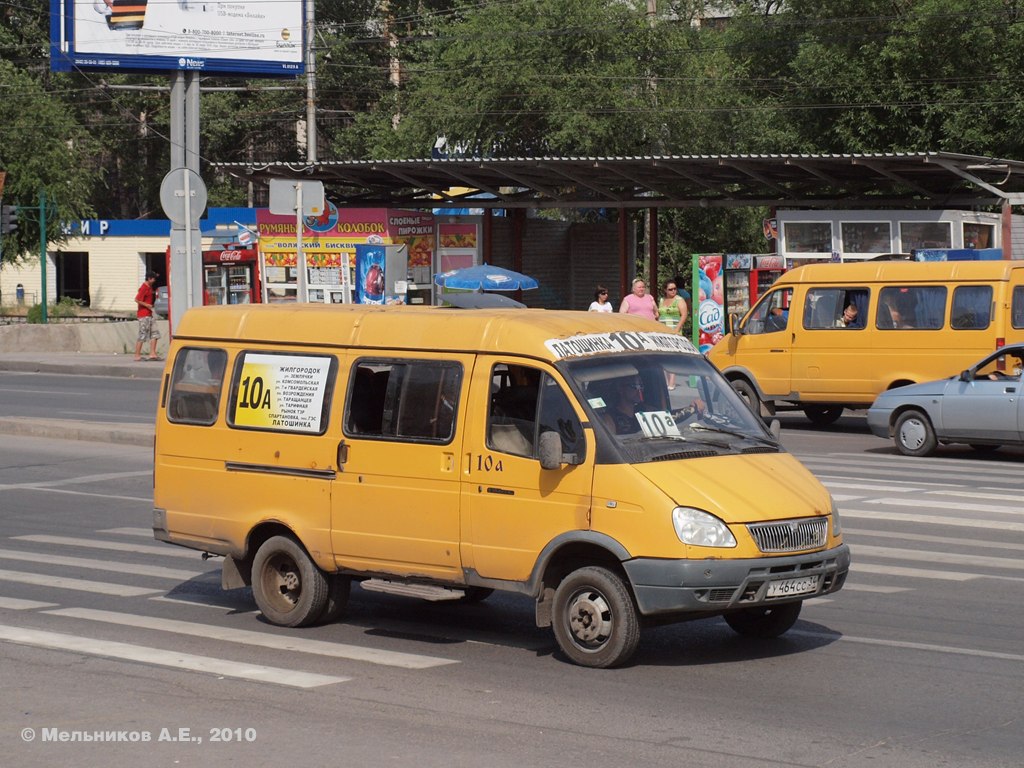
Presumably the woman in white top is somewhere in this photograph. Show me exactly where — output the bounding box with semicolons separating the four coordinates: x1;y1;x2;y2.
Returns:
588;286;613;312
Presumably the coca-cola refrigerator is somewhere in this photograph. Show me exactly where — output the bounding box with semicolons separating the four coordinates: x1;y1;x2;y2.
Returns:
723;253;786;318
201;248;261;305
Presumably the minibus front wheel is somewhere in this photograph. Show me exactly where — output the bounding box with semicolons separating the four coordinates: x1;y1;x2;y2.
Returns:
730;379;763;418
552;566;640;668
251;535;329;627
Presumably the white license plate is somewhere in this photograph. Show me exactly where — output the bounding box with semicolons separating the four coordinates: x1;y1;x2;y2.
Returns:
767;575;820;598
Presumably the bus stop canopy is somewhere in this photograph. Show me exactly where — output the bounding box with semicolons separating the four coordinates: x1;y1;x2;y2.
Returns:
214;151;1024;210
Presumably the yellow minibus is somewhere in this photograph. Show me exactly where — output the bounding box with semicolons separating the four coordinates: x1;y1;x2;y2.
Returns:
708;261;1024;424
153;303;848;668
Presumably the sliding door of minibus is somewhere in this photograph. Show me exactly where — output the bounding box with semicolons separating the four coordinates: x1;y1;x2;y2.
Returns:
790;287;875;404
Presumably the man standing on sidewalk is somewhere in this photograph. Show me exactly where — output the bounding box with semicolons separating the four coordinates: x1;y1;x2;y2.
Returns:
134;271;161;362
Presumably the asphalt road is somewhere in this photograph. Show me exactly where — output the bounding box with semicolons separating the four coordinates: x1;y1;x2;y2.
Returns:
1;375;1022;767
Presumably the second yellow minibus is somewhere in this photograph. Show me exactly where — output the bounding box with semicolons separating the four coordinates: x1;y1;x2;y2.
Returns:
708;260;1024;424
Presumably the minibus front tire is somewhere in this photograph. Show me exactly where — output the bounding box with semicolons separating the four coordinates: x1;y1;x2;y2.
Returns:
730;379;763;418
251;535;329;627
552;566;640;668
724;601;802;638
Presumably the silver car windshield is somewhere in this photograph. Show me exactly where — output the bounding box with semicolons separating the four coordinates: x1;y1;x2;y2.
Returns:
563;353;777;460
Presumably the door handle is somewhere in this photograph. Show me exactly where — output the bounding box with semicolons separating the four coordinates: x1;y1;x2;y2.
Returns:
337;440;348;468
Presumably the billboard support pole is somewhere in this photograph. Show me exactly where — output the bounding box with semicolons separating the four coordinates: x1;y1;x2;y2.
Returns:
305;0;317;164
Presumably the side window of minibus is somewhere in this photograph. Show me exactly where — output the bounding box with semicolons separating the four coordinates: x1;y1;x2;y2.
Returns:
166;347;228;425
344;360;462;443
951;285;993;330
804;288;867;329
487;365;581;459
1011;286;1024;329
487;364;541;458
877;286;947;330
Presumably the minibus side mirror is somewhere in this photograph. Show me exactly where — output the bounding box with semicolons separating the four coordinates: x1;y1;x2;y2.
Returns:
730;313;743;336
539;430;572;470
769;419;781;440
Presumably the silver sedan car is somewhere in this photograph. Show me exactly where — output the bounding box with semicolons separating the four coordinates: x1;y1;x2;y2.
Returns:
867;343;1024;457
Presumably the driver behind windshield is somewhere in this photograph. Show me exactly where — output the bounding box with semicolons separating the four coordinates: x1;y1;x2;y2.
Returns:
601;376;646;435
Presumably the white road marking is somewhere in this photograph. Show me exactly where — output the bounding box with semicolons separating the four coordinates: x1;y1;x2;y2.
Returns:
854;544;1024;571
46;608;460;669
791;629;1024;664
851;563;978;581
862;497;1024;515
0;470;150;490
845;527;1024;552
0;624;348;688
100;528;153;537
838;584;911;594
0;596;59;610
819;481;922;493
11;535;201;560
842;509;1024;533
0;569;160;597
0;548;205;581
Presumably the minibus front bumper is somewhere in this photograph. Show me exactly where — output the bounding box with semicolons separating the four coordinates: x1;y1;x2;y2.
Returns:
622;543;851;616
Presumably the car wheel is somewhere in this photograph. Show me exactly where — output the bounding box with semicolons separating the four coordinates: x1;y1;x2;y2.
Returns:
894;409;937;457
724;601;802;638
251;535;329;627
731;379;763;418
552;566;640;668
803;405;843;426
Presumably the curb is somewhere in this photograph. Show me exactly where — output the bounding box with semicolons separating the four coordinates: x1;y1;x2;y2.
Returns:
0;360;163;380
0;417;154;447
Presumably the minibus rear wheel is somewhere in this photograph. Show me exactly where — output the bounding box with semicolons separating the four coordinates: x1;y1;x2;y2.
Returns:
724;601;802;638
803;405;843;426
251;535;329;627
552;566;640;668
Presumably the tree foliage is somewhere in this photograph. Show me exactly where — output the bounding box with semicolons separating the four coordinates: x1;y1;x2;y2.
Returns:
4;0;1024;267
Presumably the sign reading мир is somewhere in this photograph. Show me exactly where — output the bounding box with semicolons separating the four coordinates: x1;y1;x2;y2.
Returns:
232;354;331;433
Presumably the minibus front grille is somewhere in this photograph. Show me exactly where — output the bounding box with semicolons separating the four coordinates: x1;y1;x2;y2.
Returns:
747;518;828;553
741;446;780;454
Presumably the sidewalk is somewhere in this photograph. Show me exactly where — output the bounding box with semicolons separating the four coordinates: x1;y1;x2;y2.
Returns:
0;352;162;447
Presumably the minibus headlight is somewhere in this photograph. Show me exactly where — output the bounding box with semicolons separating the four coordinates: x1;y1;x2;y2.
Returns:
830;495;842;537
671;507;737;548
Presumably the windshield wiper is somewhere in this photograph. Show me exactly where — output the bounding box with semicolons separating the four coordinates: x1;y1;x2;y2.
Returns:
688;423;778;447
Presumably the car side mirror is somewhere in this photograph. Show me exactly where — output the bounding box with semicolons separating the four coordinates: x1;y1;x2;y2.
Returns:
959;370;971;382
539;430;572;470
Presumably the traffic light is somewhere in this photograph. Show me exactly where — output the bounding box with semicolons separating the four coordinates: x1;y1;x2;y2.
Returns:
0;204;17;234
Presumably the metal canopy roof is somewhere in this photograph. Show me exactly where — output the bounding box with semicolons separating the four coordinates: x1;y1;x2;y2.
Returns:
214;151;1024;211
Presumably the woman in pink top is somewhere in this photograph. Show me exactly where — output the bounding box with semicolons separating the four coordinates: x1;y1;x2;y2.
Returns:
619;278;658;320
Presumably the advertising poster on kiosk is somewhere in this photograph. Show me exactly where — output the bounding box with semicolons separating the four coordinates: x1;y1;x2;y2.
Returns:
354;245;386;305
692;253;725;354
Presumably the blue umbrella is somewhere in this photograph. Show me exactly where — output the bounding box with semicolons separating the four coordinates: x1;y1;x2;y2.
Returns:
434;263;539;292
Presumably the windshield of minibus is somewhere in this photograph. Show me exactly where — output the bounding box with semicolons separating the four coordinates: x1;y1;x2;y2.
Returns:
563;352;778;461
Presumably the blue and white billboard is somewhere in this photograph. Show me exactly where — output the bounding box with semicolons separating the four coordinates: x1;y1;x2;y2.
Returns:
50;0;305;77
